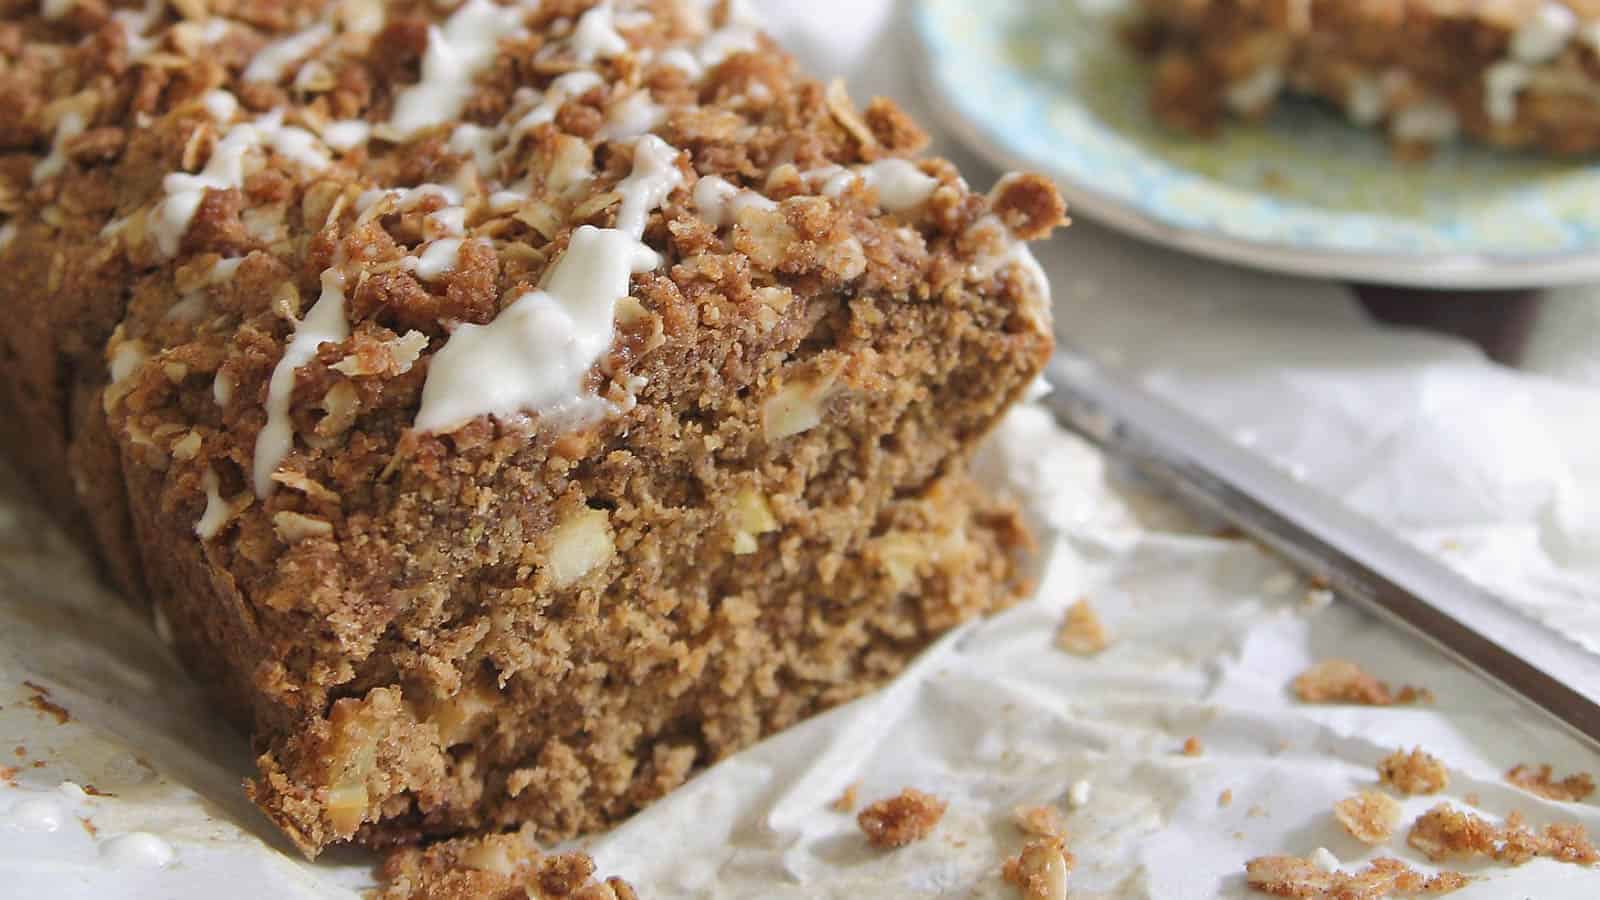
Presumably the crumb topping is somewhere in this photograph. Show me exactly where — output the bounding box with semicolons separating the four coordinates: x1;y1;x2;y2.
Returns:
1292;660;1431;706
374;826;636;900
1334;790;1402;845
1378;748;1449;796
857;787;947;849
1002;836;1074;900
1055;598;1111;656
1244;854;1470;898
1505;763;1597;803
1407;803;1600;867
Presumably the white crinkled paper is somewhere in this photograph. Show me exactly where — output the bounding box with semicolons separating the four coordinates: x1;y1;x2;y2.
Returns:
2;2;1599;896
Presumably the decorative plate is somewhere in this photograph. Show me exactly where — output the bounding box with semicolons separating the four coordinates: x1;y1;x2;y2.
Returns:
914;0;1600;288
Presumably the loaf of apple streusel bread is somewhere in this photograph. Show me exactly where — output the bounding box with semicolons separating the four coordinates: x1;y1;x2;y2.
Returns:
1;0;1063;856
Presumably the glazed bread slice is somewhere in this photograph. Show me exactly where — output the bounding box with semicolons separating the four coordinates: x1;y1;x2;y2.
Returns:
1128;0;1600;156
1;0;1063;855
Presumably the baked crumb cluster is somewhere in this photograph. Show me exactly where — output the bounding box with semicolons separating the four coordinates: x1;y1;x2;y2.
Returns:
1407;803;1600;866
1334;790;1402;846
1292;660;1432;706
374;827;634;900
856;787;948;849
3;0;1061;859
1378;748;1450;796
1244;855;1469;899
1505;763;1597;802
1127;0;1600;157
1054;597;1111;656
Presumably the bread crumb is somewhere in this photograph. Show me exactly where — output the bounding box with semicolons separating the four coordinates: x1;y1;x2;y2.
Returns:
1463;793;1480;808
26;695;69;725
373;826;635;899
1055;599;1111;656
830;782;860;813
858;788;947;849
1505;764;1596;803
1245;855;1470;898
1292;660;1430;706
1219;789;1234;808
1378;748;1449;795
1407;803;1600;867
1002;836;1074;900
1012;804;1064;838
0;765;16;786
1334;791;1402;845
1181;736;1204;757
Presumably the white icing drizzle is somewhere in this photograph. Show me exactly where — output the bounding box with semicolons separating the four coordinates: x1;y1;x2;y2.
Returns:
692;174;775;227
195;468;229;539
856;159;938;212
415;135;683;433
571;1;628;62
32;110;85;184
415;237;467;280
508;71;606;146
385;0;530;140
243;23;333;83
113;0;165;61
0;221;16;251
612;135;684;238
600;90;665;141
41;0;74;19
253;267;348;496
201;89;239;123
1485;62;1531;125
321;119;372;152
109;339;150;384
414;226;659;432
213;370;235;406
152;104;332;257
1512;2;1578;63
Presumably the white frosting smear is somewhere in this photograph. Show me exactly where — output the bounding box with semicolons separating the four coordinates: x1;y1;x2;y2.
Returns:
613;135;683;238
572;1;628;62
693;175;775;227
1512;2;1578;63
253;267;349;496
321;119;372;152
856;159;938;212
385;0;529;140
243;24;332;83
195;468;228;539
415;237;466;280
414;226;659;432
32;110;86;184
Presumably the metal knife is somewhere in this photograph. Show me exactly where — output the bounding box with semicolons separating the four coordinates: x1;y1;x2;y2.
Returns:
1041;352;1600;752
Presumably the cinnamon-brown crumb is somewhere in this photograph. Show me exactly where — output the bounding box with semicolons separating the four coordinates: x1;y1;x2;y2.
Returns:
0;765;16;786
1055;599;1111;656
1002;836;1074;900
12;746;23;758
26;695;68;725
1181;736;1204;757
1505;764;1596;803
830;782;860;813
1219;789;1234;808
1291;660;1429;706
1378;748;1449;796
374;826;634;899
1334;791;1402;845
1012;804;1064;838
21;681;50;696
1407;803;1599;867
857;788;947;849
1245;855;1470;898
79;816;97;837
82;784;114;797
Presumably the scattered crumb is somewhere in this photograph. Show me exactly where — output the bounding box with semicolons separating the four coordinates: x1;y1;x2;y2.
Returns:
79;816;97;837
1463;793;1480;808
830;783;859;813
374;825;635;899
857;788;947;849
1002;836;1074;900
1233;831;1247;841
1012;804;1064;838
1334;791;1402;845
12;746;23;758
21;680;50;696
30;760;44;769
1245;855;1470;898
1248;804;1268;819
0;765;15;786
1291;660;1430;706
1219;789;1234;808
1066;780;1092;809
82;784;114;797
26;695;68;725
1181;736;1204;757
1379;748;1449;795
1055;599;1111;656
1407;804;1599;867
1301;589;1334;612
1505;764;1596;803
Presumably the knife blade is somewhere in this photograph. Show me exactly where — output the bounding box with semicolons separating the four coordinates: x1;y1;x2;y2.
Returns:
1041;352;1600;752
